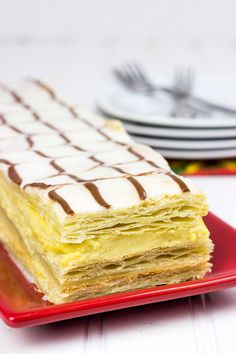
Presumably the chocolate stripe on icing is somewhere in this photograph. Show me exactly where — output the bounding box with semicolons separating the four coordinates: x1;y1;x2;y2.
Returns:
25;182;52;190
50;160;65;173
32;80;56;98
84;182;111;209
167;173;190;193
145;158;189;191
0;159;11;165
71;144;85;151
0;118;23;133
112;166;147;200
32;112;40;120
127;176;147;200
0;114;6;124
127;146;144;161
90;156;103;165
26;136;33;148
67;174;84;183
35;150;50;158
146;157;189;192
8;166;22;185
9;125;23;134
48;190;74;215
146;160;159;168
59;133;70;144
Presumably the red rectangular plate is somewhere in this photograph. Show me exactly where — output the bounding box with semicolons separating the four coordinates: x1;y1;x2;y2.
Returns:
0;212;236;328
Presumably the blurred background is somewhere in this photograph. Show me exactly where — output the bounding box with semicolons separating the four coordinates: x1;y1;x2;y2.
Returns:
0;0;236;104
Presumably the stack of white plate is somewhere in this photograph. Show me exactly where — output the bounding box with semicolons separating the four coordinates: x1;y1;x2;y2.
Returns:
98;84;236;160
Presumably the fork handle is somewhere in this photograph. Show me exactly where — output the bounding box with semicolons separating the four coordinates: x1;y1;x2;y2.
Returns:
188;95;236;115
159;86;236;115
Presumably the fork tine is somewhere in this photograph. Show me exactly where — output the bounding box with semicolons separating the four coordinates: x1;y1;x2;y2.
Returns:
112;62;156;93
173;66;195;94
113;69;132;88
188;68;195;91
122;63;150;90
180;67;185;90
181;68;187;91
116;67;134;85
173;67;181;88
113;67;139;90
126;63;143;83
113;69;126;84
117;64;136;85
130;62;154;89
183;67;194;92
129;62;150;85
123;66;137;84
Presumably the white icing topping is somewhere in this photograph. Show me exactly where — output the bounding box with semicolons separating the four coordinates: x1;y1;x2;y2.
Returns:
0;79;202;217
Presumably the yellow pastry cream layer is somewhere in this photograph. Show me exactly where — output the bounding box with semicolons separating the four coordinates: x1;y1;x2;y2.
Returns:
0;80;213;303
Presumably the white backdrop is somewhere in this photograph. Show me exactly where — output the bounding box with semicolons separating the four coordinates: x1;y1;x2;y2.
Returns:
0;0;236;106
0;2;236;354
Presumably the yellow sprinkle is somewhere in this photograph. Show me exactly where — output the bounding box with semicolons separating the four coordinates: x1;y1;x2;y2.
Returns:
186;163;201;174
224;162;236;170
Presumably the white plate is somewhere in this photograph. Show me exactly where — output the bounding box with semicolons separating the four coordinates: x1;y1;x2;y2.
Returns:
132;136;236;150
150;147;236;160
98;84;236;128
124;121;236;139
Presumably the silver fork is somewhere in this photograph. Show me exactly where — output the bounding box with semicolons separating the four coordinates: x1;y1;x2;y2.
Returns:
113;62;236;116
172;67;211;117
173;67;194;99
113;63;207;117
113;62;168;95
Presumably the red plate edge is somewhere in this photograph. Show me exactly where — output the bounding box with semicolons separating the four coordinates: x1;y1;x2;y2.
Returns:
1;212;236;328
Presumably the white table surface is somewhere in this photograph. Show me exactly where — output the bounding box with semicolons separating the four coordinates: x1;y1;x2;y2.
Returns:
1;1;236;352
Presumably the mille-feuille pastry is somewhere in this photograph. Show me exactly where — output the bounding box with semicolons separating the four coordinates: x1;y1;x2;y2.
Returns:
0;80;213;304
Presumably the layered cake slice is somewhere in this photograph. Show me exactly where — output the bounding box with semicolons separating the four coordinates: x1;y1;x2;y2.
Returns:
0;80;213;303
